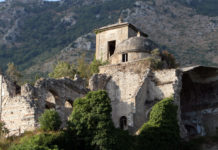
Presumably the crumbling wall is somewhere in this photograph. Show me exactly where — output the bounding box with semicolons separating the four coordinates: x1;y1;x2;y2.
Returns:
0;75;88;135
2;96;37;136
91;60;178;133
175;66;218;138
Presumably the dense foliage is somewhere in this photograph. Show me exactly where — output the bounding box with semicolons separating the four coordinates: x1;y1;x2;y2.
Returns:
68;90;118;150
137;97;180;150
0;92;181;150
39;110;62;131
49;56;107;80
9;133;61;150
48;61;77;79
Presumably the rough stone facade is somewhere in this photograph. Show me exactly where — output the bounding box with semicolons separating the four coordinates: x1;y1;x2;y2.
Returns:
89;59;177;133
0;75;88;136
175;66;218;138
91;60;218;138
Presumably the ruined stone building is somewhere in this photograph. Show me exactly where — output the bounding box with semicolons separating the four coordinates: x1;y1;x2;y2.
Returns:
0;75;88;136
90;20;218;138
1;20;218;139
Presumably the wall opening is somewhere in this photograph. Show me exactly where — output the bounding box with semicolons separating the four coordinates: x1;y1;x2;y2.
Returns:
120;116;127;130
180;69;218;136
15;82;21;95
108;40;116;57
45;101;56;109
122;53;128;62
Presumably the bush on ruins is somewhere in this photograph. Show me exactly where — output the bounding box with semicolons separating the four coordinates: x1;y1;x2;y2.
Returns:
39;109;62;131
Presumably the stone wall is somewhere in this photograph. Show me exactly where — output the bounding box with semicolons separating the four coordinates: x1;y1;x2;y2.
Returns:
91;59;178;133
0;75;88;136
110;52;151;64
177;66;218;138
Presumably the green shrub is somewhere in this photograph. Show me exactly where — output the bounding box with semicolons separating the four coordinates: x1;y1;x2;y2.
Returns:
9;133;61;150
68;90;118;150
161;50;178;69
137;97;180;150
39;110;61;131
89;57;108;75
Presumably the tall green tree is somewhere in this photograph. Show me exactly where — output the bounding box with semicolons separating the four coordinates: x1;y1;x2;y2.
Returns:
49;61;77;79
68;90;118;150
6;62;22;84
76;54;91;79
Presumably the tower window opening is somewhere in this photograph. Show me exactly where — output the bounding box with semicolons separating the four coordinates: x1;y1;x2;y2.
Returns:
122;53;128;62
120;116;127;130
108;41;116;57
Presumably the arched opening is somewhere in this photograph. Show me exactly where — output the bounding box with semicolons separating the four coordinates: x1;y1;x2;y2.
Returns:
120;116;127;130
45;101;55;109
185;125;197;137
64;100;73;119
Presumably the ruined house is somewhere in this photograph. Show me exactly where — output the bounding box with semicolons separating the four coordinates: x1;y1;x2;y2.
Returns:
1;19;218;139
0;75;88;136
90;20;218;138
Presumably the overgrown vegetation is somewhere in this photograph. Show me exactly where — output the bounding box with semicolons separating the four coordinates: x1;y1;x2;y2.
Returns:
49;55;107;80
0;91;182;150
39;109;62;132
68;90;118;150
150;49;178;70
137;97;180;150
48;62;77;79
6;62;22;85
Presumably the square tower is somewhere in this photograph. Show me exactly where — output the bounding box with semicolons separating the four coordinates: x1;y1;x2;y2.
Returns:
94;20;148;62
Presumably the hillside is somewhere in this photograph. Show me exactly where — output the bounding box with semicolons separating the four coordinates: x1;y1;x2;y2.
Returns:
1;0;218;78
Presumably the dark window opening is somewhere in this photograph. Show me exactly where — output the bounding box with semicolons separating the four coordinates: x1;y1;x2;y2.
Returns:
185;125;197;137
14;81;21;95
120;116;127;130
122;53;128;62
108;41;116;57
45;101;56;109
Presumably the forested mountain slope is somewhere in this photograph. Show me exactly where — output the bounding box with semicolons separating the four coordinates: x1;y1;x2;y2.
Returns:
1;0;218;77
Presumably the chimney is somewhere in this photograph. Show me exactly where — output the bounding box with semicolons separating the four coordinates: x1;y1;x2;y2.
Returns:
118;17;123;24
137;32;141;37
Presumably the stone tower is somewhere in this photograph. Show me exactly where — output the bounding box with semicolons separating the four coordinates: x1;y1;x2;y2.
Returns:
94;20;148;62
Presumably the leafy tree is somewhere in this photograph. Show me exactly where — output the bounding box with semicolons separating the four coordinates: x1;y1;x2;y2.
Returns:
68;90;118;150
76;53;91;79
39;110;62;131
6;62;22;84
137;97;180;150
49;61;77;79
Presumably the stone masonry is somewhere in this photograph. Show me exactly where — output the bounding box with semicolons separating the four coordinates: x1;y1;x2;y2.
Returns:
0;75;88;136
